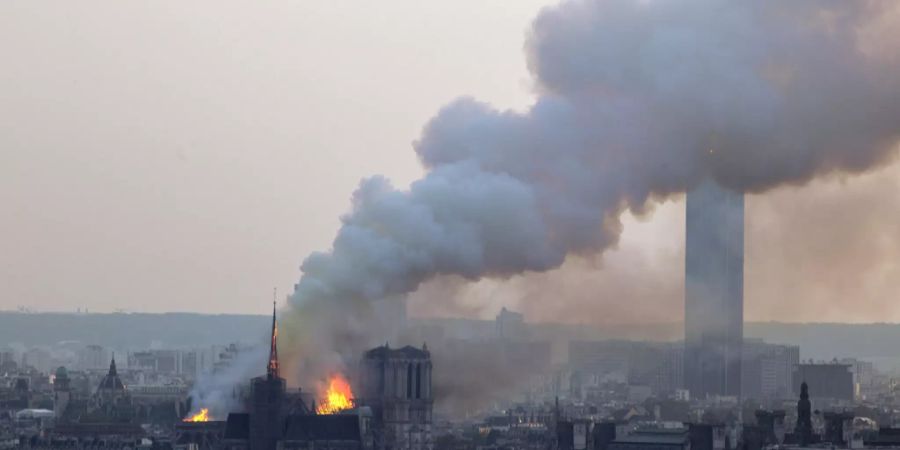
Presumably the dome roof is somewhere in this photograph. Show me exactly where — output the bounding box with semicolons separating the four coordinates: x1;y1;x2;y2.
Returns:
97;356;125;391
55;366;68;378
98;374;125;390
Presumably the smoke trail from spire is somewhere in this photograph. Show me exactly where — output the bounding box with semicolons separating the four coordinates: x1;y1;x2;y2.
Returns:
284;0;900;383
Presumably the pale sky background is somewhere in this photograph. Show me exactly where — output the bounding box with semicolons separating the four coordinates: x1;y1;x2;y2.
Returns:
0;0;555;314
2;1;899;322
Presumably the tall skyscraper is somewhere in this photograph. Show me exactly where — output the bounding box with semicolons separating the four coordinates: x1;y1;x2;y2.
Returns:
684;179;744;398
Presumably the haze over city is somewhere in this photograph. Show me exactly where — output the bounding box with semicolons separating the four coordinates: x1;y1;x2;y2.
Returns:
3;1;900;323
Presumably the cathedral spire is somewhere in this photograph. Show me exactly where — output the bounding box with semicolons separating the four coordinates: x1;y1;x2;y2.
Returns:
267;293;279;378
109;353;117;376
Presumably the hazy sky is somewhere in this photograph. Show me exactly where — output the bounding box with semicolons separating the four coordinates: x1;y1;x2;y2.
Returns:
2;1;899;322
0;0;554;314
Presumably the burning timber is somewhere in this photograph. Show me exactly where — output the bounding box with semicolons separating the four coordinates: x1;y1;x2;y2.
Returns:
175;302;433;450
317;373;355;415
183;407;210;422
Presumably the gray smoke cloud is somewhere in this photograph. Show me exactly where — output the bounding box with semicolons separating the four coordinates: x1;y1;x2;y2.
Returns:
186;344;266;419
455;161;900;326
283;0;900;396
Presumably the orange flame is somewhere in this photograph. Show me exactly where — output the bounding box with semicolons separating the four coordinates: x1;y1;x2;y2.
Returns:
183;408;210;422
316;374;354;414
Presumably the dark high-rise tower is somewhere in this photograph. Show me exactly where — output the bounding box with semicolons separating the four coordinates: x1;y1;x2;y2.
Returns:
684;179;744;398
795;382;812;446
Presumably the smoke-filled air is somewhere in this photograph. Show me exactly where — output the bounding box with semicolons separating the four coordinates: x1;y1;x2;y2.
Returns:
281;0;900;401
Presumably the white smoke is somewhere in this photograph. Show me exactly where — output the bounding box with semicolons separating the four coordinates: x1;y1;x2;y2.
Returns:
185;345;265;419
286;0;900;382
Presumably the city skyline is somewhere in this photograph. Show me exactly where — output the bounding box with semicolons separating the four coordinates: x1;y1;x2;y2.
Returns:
3;1;900;449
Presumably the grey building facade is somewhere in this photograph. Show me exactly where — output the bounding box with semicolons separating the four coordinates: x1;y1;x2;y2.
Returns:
793;363;854;402
684;179;745;398
742;340;799;401
358;344;433;450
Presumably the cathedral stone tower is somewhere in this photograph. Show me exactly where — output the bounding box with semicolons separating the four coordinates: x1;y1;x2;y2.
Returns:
360;343;433;450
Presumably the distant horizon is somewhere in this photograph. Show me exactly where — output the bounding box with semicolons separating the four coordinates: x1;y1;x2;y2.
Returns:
3;308;900;327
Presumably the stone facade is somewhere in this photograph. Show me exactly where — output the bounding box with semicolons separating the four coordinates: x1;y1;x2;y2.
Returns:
359;344;433;450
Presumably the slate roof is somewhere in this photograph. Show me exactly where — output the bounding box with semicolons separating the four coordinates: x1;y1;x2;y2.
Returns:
283;414;361;441
364;344;428;360
223;413;250;440
222;413;361;443
97;357;125;391
612;430;689;446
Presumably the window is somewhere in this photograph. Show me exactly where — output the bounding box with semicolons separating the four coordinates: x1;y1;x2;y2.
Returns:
406;364;413;398
415;363;422;399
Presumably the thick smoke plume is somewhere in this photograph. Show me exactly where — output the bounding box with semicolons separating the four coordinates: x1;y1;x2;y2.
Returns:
283;0;900;394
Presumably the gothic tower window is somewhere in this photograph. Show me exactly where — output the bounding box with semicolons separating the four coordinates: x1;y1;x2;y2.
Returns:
406;363;413;398
415;363;422;399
